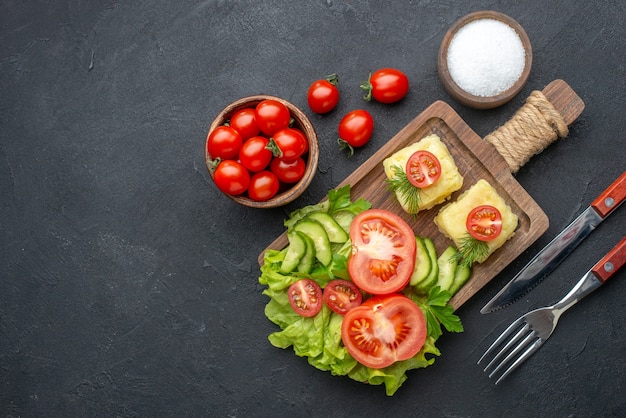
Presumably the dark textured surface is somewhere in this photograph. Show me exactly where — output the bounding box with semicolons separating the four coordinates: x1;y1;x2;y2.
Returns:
1;1;625;416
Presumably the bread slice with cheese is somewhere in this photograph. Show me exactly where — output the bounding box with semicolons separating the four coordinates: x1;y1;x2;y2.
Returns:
383;134;463;214
434;179;518;263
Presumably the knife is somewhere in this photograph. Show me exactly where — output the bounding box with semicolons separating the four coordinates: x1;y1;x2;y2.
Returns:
480;170;626;314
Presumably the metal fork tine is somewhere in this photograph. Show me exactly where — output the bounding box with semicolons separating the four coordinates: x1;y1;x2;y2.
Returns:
477;317;525;365
482;321;530;372
494;338;543;385
487;329;537;378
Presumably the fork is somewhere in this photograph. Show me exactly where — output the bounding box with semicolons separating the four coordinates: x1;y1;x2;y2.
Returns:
478;236;626;384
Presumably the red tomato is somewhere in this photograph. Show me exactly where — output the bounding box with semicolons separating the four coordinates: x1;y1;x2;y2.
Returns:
338;109;374;156
466;205;503;241
290;128;309;154
270;157;306;184
255;99;291;136
247;170;280;201
323;279;362;315
405;150;442;188
229;107;260;140
206;126;243;160
212;160;250;196
348;209;416;295
268;128;308;160
341;293;427;369
361;68;409;104
307;74;340;114
239;136;273;172
287;279;323;317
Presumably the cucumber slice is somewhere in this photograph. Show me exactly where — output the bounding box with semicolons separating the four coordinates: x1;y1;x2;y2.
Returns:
296;232;316;274
437;246;459;292
410;236;431;286
307;212;349;243
294;220;332;266
416;238;439;291
449;263;471;296
280;232;307;274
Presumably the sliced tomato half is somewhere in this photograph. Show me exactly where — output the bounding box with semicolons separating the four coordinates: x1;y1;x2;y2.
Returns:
466;205;503;242
287;279;322;317
341;293;427;369
348;209;416;295
323;279;363;315
405;150;441;188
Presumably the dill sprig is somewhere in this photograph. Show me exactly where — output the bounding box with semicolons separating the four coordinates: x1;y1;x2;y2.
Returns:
386;165;421;213
454;233;490;267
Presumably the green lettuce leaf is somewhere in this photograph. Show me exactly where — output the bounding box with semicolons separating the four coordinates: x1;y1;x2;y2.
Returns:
284;185;371;231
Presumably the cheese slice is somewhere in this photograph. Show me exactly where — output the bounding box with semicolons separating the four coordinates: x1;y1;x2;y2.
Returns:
434;179;519;263
383;134;463;214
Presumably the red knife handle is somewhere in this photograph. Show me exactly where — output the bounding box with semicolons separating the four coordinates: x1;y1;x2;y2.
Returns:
592;237;626;283
591;171;626;217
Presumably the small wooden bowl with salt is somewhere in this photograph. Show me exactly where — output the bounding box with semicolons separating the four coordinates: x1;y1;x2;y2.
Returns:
438;11;532;109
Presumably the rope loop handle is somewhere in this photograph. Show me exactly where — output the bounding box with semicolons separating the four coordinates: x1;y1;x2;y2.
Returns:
484;90;569;173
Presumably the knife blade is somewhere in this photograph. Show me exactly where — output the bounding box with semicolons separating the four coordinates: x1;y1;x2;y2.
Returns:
480;170;626;314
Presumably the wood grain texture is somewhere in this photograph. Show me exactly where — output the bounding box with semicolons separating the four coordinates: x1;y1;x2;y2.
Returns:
541;79;585;125
259;100;549;309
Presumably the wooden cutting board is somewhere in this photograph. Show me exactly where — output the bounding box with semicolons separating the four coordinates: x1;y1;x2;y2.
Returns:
259;80;584;310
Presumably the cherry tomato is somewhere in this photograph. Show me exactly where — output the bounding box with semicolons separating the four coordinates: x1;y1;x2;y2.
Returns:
229;107;260;140
255;99;291;136
212;160;250;196
323;279;362;315
247;170;280;201
270;157;306;184
290;128;309;154
341;293;427;369
466;205;503;242
239;136;273;172
348;209;416;295
307;74;340;114
267;128;308;160
206;126;243;160
337;109;374;156
361;68;409;104
287;279;323;317
405;150;442;188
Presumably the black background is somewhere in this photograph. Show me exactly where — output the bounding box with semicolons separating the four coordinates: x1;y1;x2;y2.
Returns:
2;1;625;416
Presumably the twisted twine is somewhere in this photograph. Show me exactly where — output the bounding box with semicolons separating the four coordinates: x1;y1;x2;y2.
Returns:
484;91;569;173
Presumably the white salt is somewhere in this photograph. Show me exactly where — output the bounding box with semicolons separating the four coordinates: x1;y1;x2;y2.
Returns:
447;18;526;97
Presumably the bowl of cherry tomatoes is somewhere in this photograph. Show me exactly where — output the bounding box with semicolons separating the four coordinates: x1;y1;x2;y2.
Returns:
205;95;319;208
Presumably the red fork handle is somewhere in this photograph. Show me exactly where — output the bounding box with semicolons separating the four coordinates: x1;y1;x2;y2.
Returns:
591;171;626;217
592;237;626;283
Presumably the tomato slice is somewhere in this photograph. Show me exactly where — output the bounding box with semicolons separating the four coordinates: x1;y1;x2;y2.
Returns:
466;205;503;241
287;279;322;317
405;150;441;188
323;279;362;315
348;209;416;295
341;293;427;369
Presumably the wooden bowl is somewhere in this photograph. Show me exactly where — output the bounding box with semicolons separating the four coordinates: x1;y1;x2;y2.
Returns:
206;95;319;208
438;11;532;109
